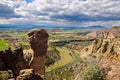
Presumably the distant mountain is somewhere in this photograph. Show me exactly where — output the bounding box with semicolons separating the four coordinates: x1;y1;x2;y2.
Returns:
85;25;106;29
0;24;106;30
0;24;33;29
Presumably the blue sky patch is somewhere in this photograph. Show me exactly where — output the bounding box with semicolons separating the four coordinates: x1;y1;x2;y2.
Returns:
25;0;33;3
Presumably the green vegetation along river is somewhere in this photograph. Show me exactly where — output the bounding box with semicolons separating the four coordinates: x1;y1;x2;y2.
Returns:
46;47;80;72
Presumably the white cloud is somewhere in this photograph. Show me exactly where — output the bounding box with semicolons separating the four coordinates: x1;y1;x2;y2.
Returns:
0;0;120;27
15;0;120;18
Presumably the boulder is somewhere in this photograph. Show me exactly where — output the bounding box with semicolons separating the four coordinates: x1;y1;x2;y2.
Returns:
16;69;43;80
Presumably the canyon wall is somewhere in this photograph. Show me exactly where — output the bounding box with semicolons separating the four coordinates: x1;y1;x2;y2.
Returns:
91;38;120;59
87;26;120;38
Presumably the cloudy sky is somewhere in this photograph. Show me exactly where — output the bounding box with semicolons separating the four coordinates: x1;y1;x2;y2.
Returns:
0;0;120;27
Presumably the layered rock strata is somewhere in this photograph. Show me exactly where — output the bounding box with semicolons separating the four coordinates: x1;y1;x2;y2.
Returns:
91;38;120;59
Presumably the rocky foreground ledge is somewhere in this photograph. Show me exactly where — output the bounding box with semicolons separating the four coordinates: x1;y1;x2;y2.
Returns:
0;28;48;80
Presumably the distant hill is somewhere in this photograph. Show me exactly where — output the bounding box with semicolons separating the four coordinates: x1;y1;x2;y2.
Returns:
0;24;106;30
87;26;120;38
61;25;106;30
85;25;106;29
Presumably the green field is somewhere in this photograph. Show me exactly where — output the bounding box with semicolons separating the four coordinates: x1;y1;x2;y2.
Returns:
7;32;27;38
0;40;8;50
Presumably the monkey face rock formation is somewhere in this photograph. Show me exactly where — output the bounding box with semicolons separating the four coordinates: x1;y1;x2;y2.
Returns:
28;28;48;76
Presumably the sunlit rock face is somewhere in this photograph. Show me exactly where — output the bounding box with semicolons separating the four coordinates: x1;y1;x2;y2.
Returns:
28;28;49;76
16;69;43;80
91;38;120;59
87;26;120;39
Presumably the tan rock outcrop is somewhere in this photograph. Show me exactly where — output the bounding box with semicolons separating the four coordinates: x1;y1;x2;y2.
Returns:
16;69;43;80
28;28;49;76
88;31;116;39
91;39;103;53
87;26;120;39
91;38;120;59
101;59;120;80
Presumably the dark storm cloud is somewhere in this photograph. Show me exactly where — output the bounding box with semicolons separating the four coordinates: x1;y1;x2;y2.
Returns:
0;3;21;18
50;14;120;22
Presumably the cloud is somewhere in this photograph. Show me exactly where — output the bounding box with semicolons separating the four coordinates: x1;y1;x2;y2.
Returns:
21;0;120;22
48;0;120;22
0;0;120;27
0;3;21;18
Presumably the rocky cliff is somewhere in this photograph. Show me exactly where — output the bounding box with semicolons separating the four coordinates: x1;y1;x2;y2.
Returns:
0;47;28;76
91;38;120;59
87;26;120;38
78;38;120;80
0;28;48;80
90;38;120;80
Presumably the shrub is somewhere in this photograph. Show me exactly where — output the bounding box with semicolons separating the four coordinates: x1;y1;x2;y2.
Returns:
45;46;61;67
81;63;104;80
0;71;10;80
45;67;73;80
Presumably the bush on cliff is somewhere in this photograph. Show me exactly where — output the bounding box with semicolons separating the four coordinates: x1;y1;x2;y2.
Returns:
81;63;104;80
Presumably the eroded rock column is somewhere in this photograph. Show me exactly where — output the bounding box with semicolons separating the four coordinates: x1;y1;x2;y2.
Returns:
28;28;48;76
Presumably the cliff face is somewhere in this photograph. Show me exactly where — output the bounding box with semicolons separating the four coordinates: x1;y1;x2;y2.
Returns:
91;38;120;59
88;31;116;38
87;26;120;38
90;38;120;80
0;47;28;76
0;28;48;80
78;38;120;80
88;26;120;58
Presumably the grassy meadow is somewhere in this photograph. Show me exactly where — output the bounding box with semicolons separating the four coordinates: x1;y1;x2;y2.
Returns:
0;40;8;50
